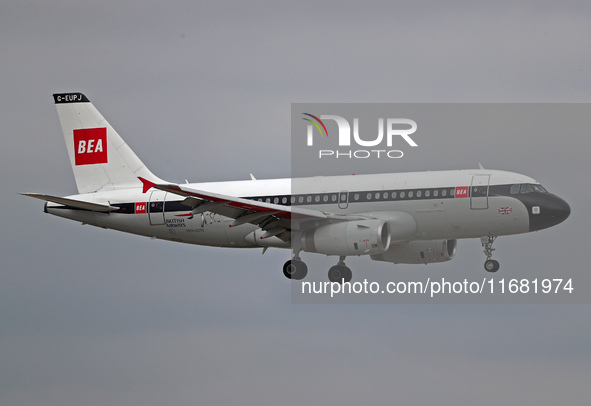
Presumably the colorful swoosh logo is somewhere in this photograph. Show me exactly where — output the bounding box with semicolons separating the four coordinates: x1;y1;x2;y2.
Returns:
175;213;194;219
302;113;328;137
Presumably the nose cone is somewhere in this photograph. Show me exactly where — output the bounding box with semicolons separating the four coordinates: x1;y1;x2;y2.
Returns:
529;194;571;232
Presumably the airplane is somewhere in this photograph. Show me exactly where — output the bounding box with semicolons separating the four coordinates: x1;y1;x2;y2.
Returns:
23;93;571;283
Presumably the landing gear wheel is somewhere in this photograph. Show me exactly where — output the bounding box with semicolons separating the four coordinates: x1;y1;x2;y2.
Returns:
283;260;308;280
481;236;500;273
484;259;500;273
343;266;352;283
328;265;352;283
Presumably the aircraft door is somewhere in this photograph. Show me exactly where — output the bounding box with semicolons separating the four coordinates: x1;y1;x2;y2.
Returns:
338;191;349;209
148;190;167;225
470;175;490;209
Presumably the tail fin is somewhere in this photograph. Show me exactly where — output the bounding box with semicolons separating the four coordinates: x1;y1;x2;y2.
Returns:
53;93;164;194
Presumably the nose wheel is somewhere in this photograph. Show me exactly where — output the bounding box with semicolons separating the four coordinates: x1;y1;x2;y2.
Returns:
481;236;500;273
484;259;500;272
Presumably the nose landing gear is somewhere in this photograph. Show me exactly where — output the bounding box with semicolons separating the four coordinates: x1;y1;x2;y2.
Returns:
481;236;500;273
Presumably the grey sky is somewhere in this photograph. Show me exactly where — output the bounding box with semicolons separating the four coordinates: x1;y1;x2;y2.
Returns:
1;1;590;405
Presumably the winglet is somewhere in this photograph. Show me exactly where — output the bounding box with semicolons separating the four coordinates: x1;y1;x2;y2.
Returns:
138;177;156;193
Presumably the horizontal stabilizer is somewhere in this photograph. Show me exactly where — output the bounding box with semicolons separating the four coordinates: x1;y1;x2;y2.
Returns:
21;193;119;212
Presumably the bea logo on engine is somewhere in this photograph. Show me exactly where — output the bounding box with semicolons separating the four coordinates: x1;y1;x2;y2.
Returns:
73;127;107;165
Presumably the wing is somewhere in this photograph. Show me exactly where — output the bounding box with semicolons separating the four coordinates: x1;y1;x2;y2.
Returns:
138;177;368;241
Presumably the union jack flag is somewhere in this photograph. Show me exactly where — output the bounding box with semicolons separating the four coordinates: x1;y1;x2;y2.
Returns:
498;207;512;215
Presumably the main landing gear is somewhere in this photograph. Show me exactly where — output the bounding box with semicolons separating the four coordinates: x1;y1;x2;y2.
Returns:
327;256;352;283
481;236;500;273
283;253;352;283
282;254;308;280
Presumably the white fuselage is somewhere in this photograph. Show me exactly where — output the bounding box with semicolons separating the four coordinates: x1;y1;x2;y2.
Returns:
46;169;535;250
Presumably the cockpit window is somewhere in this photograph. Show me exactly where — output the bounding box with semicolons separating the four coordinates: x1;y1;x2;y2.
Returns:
532;184;547;193
511;183;547;194
520;184;534;194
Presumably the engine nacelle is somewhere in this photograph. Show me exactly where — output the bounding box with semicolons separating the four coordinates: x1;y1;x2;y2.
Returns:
371;239;457;264
301;220;391;256
367;211;417;241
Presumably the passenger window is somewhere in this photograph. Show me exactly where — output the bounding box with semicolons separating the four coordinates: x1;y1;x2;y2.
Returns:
433;190;438;197
425;190;430;197
391;191;397;199
400;191;406;198
408;191;413;198
510;184;520;194
354;193;359;201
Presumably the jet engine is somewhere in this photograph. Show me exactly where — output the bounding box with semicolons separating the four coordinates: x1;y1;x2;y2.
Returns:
301;220;391;256
371;239;457;264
